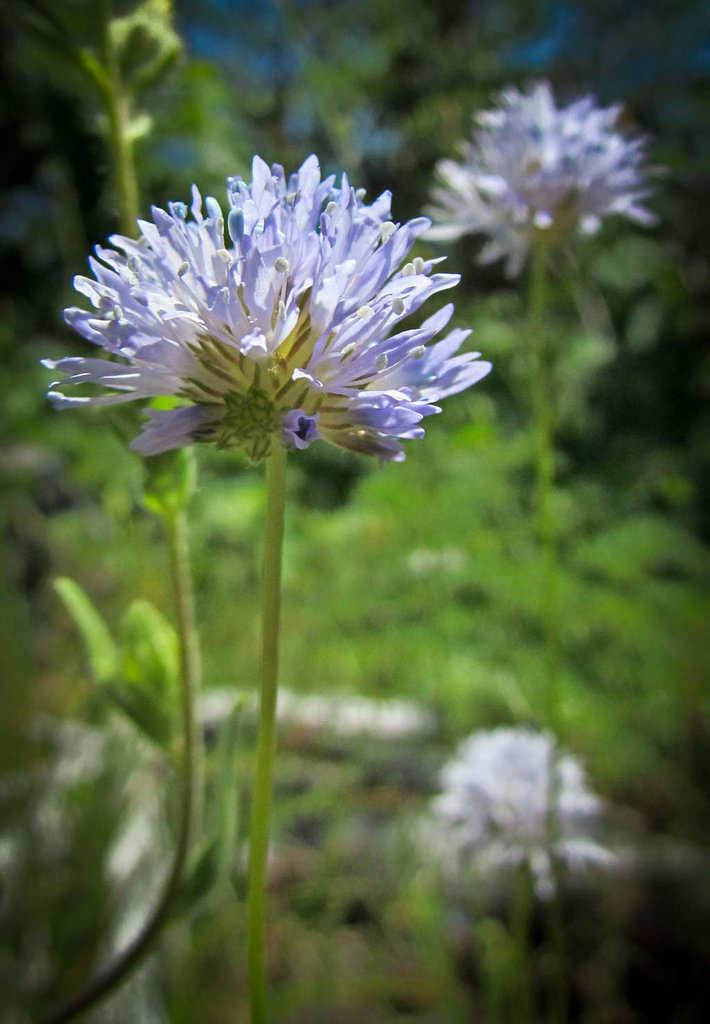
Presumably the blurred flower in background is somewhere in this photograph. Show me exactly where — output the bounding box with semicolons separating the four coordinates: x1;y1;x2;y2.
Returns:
426;81;656;275
45;155;490;463
427;727;618;896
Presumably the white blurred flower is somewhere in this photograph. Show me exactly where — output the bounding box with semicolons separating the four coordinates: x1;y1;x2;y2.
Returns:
427;81;656;276
427;727;617;896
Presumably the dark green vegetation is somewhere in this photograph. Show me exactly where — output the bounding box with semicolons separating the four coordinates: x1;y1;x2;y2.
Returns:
1;1;709;1021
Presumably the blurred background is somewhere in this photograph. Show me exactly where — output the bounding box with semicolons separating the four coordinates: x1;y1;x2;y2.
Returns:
1;1;709;1021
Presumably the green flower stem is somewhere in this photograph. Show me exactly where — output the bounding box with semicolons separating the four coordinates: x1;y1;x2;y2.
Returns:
529;233;567;1023
529;234;560;721
247;441;288;1024
39;508;201;1024
99;0;139;235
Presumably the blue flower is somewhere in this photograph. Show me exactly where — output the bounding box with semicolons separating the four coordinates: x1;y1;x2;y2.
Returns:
46;156;490;462
427;82;656;276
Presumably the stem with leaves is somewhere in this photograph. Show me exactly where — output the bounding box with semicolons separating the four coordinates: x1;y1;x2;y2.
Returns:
246;441;288;1024
39;503;201;1024
528;232;567;1023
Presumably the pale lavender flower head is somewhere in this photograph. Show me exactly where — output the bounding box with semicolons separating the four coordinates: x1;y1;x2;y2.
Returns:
46;155;491;462
427;82;656;276
427;727;616;897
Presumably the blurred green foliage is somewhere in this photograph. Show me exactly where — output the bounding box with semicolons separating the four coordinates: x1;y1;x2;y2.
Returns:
1;0;709;1021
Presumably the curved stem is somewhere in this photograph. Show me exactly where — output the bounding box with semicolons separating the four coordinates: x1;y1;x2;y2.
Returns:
247;442;288;1024
528;234;567;1023
38;509;201;1024
99;0;139;234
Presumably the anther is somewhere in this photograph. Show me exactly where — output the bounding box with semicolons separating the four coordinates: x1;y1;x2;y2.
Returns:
228;208;244;241
216;249;232;264
379;221;396;242
402;263;416;277
411;345;426;359
357;305;375;319
326;201;338;216
275;256;289;273
341;342;357;358
176;261;190;278
355;188;367;200
277;300;287;320
205;196;222;220
413;257;425;274
127;256;141;273
391;297;405;315
376;353;389;371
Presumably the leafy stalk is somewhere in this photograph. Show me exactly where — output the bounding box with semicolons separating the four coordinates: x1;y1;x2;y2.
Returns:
39;507;201;1024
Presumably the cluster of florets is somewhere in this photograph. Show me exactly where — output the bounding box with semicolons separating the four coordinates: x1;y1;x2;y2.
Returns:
46;156;490;462
426;727;617;896
427;82;655;275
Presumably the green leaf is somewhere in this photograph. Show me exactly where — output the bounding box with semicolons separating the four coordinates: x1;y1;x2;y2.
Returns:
114;599;179;746
53;577;117;684
143;447;196;519
126;111;154;142
172;841;221;916
109;0;182;95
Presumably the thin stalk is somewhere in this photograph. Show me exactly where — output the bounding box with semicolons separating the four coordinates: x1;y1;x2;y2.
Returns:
99;0;139;234
510;862;534;1024
528;233;567;1023
39;509;201;1024
246;441;288;1024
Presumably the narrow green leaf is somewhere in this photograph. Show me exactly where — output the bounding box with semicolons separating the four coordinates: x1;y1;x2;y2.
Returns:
53;577;117;685
210;701;245;880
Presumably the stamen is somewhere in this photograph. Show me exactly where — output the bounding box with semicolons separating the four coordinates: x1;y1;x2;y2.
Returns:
216;248;232;264
379;221;396;242
355;188;367;200
402;263;416;277
357;305;375;319
413;257;425;274
176;261;190;278
275;256;289;273
391;297;405;315
411;345;426;359
326;201;338;216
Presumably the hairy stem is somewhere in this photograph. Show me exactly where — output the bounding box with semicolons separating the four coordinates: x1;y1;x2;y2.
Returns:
246;442;288;1024
39;509;201;1024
